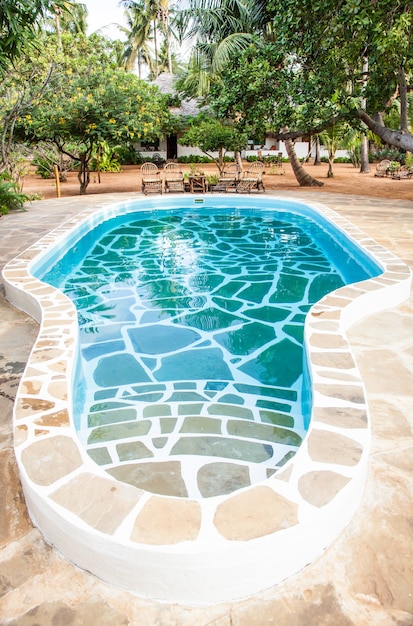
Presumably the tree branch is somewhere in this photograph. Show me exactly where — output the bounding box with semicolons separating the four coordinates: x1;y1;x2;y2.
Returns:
357;110;413;152
267;115;349;141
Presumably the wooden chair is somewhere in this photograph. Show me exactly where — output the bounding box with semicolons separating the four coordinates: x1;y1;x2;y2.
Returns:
210;163;240;192
391;165;413;179
141;162;162;195
152;152;165;168
164;162;185;192
236;161;265;193
374;159;391;177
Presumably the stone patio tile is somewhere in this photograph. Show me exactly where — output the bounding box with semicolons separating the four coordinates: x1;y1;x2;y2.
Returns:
214;486;298;540
131;496;201;544
51;473;142;534
20;436;82;486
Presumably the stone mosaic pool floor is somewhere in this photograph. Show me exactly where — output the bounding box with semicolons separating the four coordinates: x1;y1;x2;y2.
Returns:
38;208;375;499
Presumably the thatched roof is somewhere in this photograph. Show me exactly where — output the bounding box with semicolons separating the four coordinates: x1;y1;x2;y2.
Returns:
151;72;202;118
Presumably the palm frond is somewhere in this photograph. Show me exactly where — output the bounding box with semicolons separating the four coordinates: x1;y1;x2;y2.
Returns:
211;32;252;72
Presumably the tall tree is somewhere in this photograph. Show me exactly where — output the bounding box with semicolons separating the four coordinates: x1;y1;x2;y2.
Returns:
177;0;256;97
267;0;413;152
207;37;324;186
55;1;88;35
0;49;54;173
179;117;248;174
121;0;175;77
20;34;170;193
120;2;154;76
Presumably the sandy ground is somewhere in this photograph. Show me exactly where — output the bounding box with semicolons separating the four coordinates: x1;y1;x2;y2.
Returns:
21;161;413;202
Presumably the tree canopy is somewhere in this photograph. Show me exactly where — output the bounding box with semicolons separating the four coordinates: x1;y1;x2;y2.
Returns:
266;0;413;149
179;117;248;173
180;0;413;153
19;34;170;193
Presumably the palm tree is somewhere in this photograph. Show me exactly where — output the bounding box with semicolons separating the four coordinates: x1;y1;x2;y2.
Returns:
318;123;358;178
120;3;154;77
49;2;87;49
177;0;257;97
121;0;175;78
58;2;88;34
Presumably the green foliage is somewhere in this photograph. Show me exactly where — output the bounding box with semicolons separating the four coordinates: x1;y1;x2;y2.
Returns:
116;144;141;165
320;156;352;164
33;154;55;179
267;0;413;115
179;117;248;173
207;174;218;185
32;143;62;178
388;161;401;172
0;173;29;214
177;155;214;163
0;34;58;172
203;0;413;152
91;142;122;172
0;0;67;71
23;36;167;147
372;148;405;164
6;144;32;188
18;33;170;193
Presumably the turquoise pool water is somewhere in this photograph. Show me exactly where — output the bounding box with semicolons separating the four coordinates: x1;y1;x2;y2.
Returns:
37;202;381;498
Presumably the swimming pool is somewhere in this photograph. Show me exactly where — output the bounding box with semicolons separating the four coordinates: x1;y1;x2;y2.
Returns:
3;194;411;603
34;203;380;499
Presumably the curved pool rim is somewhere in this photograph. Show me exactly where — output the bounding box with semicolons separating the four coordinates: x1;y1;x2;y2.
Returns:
3;193;411;604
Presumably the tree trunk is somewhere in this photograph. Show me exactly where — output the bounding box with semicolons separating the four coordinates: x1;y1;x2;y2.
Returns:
283;136;323;186
359;58;371;173
399;68;408;132
314;136;321;165
234;150;243;177
359;134;370;173
153;18;159;78
77;156;90;194
327;155;334;177
217;147;225;175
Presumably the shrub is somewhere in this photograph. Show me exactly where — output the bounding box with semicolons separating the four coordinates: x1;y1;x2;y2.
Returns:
91;142;122;172
117;145;141;165
0;173;30;214
177;155;214;163
32;143;73;181
33;154;55;178
320;156;352;163
372;148;405;164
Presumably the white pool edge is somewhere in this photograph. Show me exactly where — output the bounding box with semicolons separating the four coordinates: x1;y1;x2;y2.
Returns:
2;193;411;604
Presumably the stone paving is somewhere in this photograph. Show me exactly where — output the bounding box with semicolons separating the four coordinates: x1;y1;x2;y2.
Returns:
1;191;413;624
